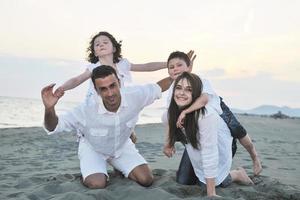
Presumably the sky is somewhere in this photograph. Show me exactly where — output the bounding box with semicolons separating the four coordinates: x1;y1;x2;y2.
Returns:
0;0;299;109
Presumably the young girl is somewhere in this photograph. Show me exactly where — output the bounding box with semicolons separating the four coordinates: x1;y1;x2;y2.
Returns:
55;31;167;100
54;31;168;142
164;72;253;197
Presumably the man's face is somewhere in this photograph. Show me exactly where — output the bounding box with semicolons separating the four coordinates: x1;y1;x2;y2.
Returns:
168;58;191;80
95;74;121;112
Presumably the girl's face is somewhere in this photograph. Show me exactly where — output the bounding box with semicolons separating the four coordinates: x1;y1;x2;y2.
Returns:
168;58;191;80
174;78;193;108
93;35;115;58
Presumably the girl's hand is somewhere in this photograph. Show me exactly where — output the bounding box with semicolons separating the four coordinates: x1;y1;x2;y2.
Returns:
54;86;65;98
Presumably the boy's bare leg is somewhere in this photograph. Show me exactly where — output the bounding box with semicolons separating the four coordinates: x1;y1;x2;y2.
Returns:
230;167;254;185
239;135;262;176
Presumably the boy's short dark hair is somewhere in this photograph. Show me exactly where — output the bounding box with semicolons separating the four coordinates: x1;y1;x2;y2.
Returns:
167;51;191;68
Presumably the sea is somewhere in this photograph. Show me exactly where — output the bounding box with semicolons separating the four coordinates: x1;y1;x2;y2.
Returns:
0;96;167;129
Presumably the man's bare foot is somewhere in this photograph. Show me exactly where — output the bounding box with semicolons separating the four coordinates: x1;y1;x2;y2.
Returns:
253;157;262;176
235;167;254;185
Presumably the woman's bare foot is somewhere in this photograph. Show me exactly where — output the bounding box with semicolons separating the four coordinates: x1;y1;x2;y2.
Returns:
253;157;262;176
231;167;254;185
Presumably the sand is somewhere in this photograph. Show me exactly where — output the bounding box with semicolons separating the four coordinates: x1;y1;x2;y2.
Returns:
1;115;299;200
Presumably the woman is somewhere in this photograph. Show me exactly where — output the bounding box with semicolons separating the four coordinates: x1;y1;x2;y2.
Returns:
163;72;253;197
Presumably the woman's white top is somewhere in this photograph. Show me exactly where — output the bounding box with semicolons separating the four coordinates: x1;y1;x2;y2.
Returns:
185;106;232;185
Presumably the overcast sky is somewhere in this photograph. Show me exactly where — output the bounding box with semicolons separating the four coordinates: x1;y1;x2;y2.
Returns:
0;0;299;109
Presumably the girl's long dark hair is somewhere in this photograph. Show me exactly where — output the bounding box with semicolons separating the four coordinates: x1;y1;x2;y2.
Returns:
168;72;206;149
86;31;122;64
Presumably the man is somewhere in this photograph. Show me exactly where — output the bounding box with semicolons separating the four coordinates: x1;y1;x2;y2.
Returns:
42;65;171;189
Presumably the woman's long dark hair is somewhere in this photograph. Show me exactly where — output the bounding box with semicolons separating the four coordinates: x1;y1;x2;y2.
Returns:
86;31;122;64
168;72;206;149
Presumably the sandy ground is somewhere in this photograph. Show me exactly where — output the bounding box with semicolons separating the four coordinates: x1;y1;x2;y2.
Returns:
0;115;299;199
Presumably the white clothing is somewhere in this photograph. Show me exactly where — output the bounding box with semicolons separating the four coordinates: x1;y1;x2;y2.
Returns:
185;106;232;185
161;106;232;185
78;138;146;179
85;58;132;102
165;76;222;114
45;83;162;158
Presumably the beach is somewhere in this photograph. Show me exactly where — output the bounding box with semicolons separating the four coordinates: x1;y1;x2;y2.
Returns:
1;115;299;200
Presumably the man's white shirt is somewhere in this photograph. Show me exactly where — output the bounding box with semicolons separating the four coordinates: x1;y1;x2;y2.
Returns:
45;83;161;158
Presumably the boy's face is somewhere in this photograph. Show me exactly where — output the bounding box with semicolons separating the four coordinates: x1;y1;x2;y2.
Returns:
168;58;191;80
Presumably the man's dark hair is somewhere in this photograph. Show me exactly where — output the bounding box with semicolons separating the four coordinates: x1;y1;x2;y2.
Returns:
91;65;120;89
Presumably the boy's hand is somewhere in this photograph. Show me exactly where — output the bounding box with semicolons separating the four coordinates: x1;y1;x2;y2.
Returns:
187;50;197;70
176;110;187;128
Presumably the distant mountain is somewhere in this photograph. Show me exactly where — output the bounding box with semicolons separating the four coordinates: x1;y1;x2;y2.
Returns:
231;105;300;117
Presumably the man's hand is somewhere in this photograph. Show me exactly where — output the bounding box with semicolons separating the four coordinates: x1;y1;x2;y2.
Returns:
41;83;61;109
163;144;176;158
187;50;197;71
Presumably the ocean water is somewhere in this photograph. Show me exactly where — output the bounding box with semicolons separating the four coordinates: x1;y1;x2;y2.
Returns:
0;96;166;129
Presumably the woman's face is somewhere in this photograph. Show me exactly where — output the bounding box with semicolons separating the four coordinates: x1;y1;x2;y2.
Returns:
93;35;114;58
174;78;193;108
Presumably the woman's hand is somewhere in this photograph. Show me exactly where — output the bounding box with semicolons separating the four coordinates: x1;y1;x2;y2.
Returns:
163;144;176;158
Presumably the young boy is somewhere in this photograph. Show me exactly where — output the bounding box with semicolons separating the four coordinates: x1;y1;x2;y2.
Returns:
163;51;262;185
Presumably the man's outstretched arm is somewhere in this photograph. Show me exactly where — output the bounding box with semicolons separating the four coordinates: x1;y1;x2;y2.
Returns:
41;83;62;131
